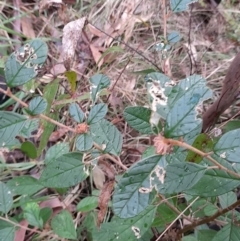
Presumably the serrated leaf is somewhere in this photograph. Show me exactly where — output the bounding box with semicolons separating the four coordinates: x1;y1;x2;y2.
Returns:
77;196;98;212
28;96;47;115
51;210;77;239
7;176;44;196
214;129;240;162
92;205;156;241
21;141;37;158
40;152;88;188
23;202;43;229
170;0;197;12
44;143;70;164
90;119;122;156
124;106;154;134
145;72;173;119
185;168;240;197
0;182;13;214
165;75;212;137
69;103;85;123
75;134;93;151
65;70;77;92
5;39;48;87
167;31;181;43
113;155;167;218
89;74;110;103
87;103;107;124
0;111;27;146
0;220;15;241
219;192;237;209
156;163;206;194
212;223;240;241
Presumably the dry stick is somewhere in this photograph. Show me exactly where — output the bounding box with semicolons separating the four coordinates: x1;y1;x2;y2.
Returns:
0;215;42;234
168;138;240;179
177;198;240;237
106;56;132;102
87;22;162;72
0;87;127;170
156;197;199;241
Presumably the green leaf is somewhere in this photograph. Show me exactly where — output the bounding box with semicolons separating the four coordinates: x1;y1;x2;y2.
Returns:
21;141;37;158
185;168;240;197
77;196;98;212
87;103;107;124
203;203;218;216
37;79;59;156
186;133;213;163
165;75;212;137
65;70;77;92
23;202;43;229
167;31;181;43
51;210;77;239
214;129;240;162
152;203;178;227
156;163;207;194
182;237;198;241
222;120;240;133
196;229;217;241
0;220;15;241
75;134;93;151
89;74;110;103
0;111;27;146
40;207;52;225
40;152;88;188
27;96;47;115
145;72;173;119
113;155;167;218
170;0;197;12
69;103;85;123
124;106;154;134
219;192;237;209
5;39;48;87
90;119;122;156
19;119;39;138
44;142;70;164
0;182;13;214
212;223;240;241
7;176;44;196
92;205;156;241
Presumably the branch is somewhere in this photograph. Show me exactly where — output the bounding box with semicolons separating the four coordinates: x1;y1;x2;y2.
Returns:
0;87;127;170
178;198;240;237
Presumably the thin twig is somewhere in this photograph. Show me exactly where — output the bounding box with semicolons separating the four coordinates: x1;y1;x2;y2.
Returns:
178;198;240;237
0;87;127;170
168;138;240;179
156;197;199;241
0;216;42;234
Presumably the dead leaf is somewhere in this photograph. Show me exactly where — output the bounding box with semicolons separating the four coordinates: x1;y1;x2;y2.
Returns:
21;17;35;39
97;180;115;227
62;17;86;70
98;159;115;180
49;128;68;142
87;24;104;38
93;165;105;190
89;44;103;68
14;219;28;241
39;0;64;12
